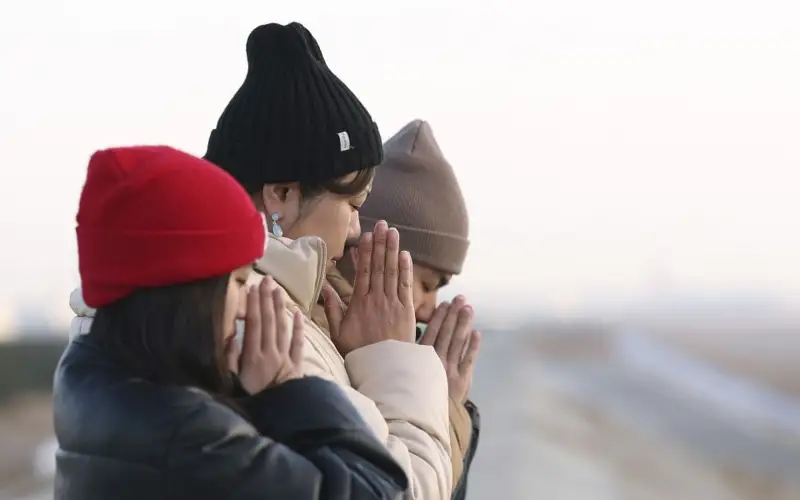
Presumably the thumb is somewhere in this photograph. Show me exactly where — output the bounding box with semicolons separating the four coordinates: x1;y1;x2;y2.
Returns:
322;284;345;337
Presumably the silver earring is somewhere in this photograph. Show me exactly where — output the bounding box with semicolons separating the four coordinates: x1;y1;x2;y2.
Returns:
271;213;283;237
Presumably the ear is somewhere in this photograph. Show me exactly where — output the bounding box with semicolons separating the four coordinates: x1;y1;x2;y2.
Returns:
260;183;295;214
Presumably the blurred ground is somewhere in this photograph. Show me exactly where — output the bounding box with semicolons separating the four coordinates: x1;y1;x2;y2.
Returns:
2;323;800;500
647;324;800;398
0;394;53;500
467;323;800;500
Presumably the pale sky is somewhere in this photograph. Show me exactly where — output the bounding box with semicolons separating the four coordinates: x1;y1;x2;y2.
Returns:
1;0;799;325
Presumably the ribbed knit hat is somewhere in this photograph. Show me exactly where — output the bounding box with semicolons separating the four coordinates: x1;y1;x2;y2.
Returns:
204;22;383;191
360;120;469;275
76;146;266;308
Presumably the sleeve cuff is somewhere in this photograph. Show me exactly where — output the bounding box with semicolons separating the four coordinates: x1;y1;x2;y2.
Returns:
344;340;449;429
242;376;370;446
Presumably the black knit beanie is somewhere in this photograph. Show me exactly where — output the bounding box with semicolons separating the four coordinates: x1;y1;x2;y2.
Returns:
204;22;383;192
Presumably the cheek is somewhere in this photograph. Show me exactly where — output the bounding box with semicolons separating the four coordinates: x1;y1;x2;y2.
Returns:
235;287;247;319
222;288;241;337
327;204;353;246
411;281;435;316
299;200;352;240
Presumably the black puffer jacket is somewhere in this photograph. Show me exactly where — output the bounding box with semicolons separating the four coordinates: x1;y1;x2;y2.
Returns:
53;337;408;500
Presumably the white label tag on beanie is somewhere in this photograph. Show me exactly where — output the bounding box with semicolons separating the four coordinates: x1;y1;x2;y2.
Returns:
338;131;352;152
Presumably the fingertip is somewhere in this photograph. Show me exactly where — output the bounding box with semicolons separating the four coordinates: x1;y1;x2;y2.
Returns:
360;232;373;249
471;330;482;348
322;285;338;306
247;284;259;304
385;229;398;252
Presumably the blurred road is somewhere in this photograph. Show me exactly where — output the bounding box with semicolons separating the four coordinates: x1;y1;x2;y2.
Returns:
467;326;800;500
9;326;800;500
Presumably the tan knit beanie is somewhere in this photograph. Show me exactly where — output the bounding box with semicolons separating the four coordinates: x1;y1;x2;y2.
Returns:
360;119;469;275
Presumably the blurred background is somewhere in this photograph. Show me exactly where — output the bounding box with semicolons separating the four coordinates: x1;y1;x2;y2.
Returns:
1;1;799;499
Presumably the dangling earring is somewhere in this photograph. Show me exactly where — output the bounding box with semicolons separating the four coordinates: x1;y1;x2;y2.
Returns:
271;213;283;237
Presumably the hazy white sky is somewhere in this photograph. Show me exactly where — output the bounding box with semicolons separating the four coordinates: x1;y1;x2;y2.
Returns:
1;0;799;323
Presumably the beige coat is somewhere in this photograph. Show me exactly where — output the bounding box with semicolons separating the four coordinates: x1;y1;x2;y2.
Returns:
311;268;473;487
252;235;452;500
69;233;453;500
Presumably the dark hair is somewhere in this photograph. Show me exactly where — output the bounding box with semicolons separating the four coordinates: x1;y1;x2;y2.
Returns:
87;274;232;396
298;167;375;200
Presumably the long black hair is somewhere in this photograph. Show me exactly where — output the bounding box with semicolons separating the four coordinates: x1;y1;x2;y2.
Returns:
87;274;232;396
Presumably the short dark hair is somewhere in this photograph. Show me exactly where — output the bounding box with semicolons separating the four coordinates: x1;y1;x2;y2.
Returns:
298;167;375;200
87;275;232;396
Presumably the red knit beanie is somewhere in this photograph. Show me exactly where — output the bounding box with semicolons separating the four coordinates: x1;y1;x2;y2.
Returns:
76;146;266;308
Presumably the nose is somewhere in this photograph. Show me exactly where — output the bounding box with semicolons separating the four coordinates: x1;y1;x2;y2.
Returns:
347;212;361;240
415;294;437;323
